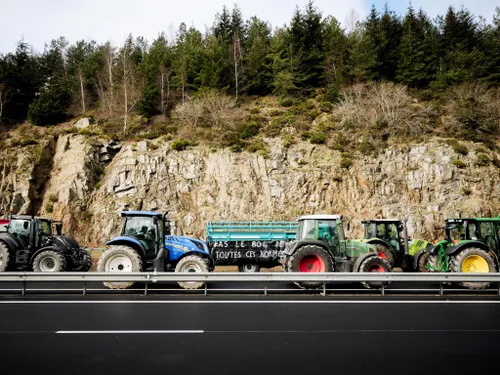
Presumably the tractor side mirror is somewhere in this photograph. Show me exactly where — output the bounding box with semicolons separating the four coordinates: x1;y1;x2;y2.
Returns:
347;222;351;231
23;222;29;230
55;224;62;236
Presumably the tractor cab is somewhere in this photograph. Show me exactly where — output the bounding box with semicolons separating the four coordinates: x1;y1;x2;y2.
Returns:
445;218;500;252
362;220;403;252
295;215;344;255
7;216;53;250
119;211;166;257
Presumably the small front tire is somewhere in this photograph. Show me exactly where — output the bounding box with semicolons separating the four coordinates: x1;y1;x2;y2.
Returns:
238;263;261;273
175;255;209;290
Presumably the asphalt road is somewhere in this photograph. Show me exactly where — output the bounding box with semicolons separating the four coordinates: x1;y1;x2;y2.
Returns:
0;299;498;375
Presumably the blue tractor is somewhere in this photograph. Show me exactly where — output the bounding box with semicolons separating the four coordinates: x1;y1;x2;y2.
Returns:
97;211;211;289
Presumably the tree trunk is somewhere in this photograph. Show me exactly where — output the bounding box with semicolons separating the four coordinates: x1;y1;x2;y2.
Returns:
160;65;165;116
123;47;128;134
79;67;86;115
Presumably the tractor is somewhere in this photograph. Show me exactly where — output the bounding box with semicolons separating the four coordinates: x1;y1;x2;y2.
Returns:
280;214;392;289
97;210;212;290
360;219;433;271
0;215;92;272
424;215;500;289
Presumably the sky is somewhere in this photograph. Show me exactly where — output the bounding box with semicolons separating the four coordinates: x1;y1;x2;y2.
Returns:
0;0;498;54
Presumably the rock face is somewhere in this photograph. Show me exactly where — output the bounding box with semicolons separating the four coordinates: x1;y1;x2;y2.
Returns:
1;136;499;247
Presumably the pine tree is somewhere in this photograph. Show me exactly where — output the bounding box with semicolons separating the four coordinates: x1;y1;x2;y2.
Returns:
322;16;347;101
245;17;272;95
377;6;402;81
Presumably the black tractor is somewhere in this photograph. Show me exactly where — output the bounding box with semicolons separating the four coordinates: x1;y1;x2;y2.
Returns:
0;215;92;272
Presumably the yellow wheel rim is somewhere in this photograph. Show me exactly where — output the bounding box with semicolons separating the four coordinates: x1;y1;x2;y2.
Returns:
462;255;489;273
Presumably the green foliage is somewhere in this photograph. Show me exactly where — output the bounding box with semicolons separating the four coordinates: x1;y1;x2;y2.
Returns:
246;136;269;156
44;202;54;214
28;82;71;126
48;194;58;203
281;133;296;148
446;140;469;155
340;157;353;169
452;159;467;168
476;153;491;166
309;132;326;144
170;138;194;151
279;97;296;107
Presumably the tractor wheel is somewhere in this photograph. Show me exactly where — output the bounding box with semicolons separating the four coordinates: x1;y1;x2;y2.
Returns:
71;249;92;272
238;263;261;273
175;255;209;290
417;252;431;272
0;242;11;272
358;255;392;289
33;250;67;272
286;245;333;289
374;244;394;266
97;245;143;289
450;247;496;290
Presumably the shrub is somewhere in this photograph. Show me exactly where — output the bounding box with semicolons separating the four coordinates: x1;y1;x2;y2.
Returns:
241;121;261;139
28;83;71;126
44;202;54;214
340;157;353;169
281;133;296;148
170;138;194;151
48;194;58;203
446;140;469;156
476;153;491;166
246;136;268;154
309;132;326;144
452;159;466;169
279;97;296;107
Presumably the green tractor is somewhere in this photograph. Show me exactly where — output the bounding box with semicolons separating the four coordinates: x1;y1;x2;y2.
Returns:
280;215;392;289
0;215;91;272
359;219;433;271
424;215;500;289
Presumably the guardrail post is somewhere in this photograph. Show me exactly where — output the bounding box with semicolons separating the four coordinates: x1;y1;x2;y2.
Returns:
144;282;148;296
83;279;86;296
321;282;326;297
497;282;500;297
204;282;207;296
21;277;26;296
439;282;443;297
264;281;267;296
381;282;385;297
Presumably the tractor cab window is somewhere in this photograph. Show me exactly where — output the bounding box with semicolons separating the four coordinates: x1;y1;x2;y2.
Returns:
297;220;338;247
8;219;31;248
467;222;478;240
376;224;386;238
446;222;464;242
123;216;157;242
38;220;52;236
386;223;400;250
479;222;498;250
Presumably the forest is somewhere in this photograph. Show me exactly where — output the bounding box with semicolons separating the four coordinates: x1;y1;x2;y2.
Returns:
0;1;499;151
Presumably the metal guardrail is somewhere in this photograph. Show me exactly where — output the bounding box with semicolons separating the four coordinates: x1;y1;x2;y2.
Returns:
1;272;500;297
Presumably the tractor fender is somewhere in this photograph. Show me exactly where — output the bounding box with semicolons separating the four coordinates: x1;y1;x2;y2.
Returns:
413;248;429;270
353;252;381;273
105;236;148;260
445;241;490;256
366;238;392;250
285;239;330;256
165;236;209;262
0;233;22;252
51;236;80;254
29;246;61;266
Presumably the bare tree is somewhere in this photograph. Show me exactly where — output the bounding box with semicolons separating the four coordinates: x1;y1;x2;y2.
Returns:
159;64;171;117
120;40;142;134
0;83;9;125
78;67;86;115
232;31;243;101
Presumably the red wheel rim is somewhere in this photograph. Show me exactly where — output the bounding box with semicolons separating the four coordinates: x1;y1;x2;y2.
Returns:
378;251;387;259
367;264;385;272
298;255;326;273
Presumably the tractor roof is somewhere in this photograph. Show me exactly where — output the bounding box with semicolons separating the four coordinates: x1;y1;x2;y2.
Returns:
361;219;402;224
9;215;51;221
446;217;500;223
298;214;342;221
120;211;163;218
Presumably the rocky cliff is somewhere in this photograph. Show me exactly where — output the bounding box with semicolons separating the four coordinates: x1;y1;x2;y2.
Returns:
1;133;499;246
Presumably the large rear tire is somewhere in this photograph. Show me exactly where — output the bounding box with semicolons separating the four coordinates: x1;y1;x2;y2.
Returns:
238;263;261;273
450;247;496;290
175;255;209;289
374;244;394;266
286;245;334;289
0;242;11;272
358;255;392;289
97;245;143;289
33;250;67;272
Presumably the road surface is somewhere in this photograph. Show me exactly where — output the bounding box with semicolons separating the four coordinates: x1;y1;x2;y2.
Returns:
0;298;498;374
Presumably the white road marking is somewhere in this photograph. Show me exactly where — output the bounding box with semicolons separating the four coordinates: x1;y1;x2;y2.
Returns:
0;300;500;304
56;330;203;334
